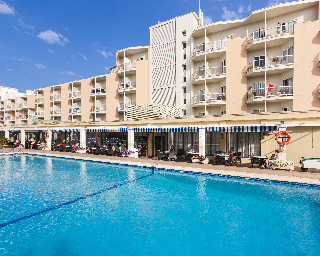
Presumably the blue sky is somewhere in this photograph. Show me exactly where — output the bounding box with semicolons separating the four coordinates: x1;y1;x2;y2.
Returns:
0;0;286;92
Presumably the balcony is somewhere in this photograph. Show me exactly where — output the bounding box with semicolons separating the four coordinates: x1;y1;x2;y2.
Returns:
7;105;15;110
15;115;27;120
35;98;44;104
118;102;136;112
90;88;106;97
36;111;44;118
247;86;293;103
19;102;28;109
192;40;226;61
68;92;81;100
5;116;14;121
192;93;226;106
50;110;61;116
192;66;226;84
118;82;137;93
118;62;136;75
246;55;293;77
69;108;81;115
90;105;106;113
247;23;294;51
0;117;3;121
50;95;61;102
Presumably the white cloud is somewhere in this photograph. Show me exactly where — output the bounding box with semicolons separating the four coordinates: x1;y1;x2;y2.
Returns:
79;53;88;61
97;50;112;58
5;68;12;71
35;64;45;69
0;1;15;15
203;15;213;25
37;30;69;46
247;3;252;12
48;49;55;54
17;19;35;35
238;6;244;14
67;71;75;76
221;7;242;20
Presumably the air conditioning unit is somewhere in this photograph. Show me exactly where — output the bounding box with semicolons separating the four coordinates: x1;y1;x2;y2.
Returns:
199;112;205;117
252;109;265;114
221;110;226;115
281;107;292;112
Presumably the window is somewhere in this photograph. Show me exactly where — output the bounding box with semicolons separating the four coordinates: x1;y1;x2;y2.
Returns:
228;132;261;157
199;89;205;101
199;66;205;76
221;59;226;73
183;65;186;71
199;112;205;116
182;30;186;36
205;131;220;156
283;77;293;87
183;77;186;83
253;55;265;67
183;54;186;59
183;87;186;93
283;46;293;56
221;86;226;94
182;42;186;49
184;99;186;104
183;110;186;116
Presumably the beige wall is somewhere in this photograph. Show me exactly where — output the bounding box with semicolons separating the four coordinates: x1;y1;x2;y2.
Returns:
61;83;71;121
27;94;36;109
136;59;150;105
81;79;93;122
105;73;119;121
43;87;51;120
226;37;248;114
293;20;320;110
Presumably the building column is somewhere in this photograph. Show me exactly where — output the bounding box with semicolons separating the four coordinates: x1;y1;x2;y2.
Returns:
199;127;206;157
20;129;26;145
5;130;9;139
278;126;286;161
127;127;134;151
45;130;52;151
80;128;86;149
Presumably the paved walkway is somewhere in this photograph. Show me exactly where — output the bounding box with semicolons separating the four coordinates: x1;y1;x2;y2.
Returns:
3;148;320;185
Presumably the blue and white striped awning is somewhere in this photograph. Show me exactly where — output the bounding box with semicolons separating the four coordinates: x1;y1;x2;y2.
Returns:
52;128;79;132
205;125;278;132
9;129;21;133
134;126;199;133
87;127;127;133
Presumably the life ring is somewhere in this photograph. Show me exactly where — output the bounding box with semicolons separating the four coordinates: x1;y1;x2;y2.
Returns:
45;131;49;139
275;131;291;145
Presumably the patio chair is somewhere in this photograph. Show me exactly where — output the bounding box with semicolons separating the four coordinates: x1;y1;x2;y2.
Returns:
177;149;185;160
168;151;177;161
107;148;114;156
235;152;242;165
94;146;101;155
156;150;165;160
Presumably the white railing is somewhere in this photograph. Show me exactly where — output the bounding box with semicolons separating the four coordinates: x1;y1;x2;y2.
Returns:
118;61;136;72
246;55;293;74
7;105;15;110
15;115;26;120
69;108;81;114
50;110;61;115
192;39;227;57
192;93;226;105
118;102;136;111
35;98;44;104
247;86;293;100
91;105;106;112
5;116;14;120
19;102;28;108
68;91;81;99
36;111;44;117
192;66;226;81
248;23;294;44
118;82;137;91
50;95;61;101
90;88;106;95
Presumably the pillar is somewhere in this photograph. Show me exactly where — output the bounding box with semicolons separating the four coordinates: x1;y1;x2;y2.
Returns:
127;127;134;151
45;130;52;151
5;130;9;139
199;127;206;157
80;128;86;149
21;129;26;145
278;126;286;161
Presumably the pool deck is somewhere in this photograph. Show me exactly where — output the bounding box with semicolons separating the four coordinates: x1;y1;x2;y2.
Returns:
3;148;320;186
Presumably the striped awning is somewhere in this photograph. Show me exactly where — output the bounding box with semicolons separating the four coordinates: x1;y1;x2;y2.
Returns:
134;126;199;133
25;130;44;133
52;128;79;132
205;125;278;132
9;129;21;133
87;127;127;133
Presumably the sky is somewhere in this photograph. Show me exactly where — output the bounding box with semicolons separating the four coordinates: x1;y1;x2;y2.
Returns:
0;0;287;92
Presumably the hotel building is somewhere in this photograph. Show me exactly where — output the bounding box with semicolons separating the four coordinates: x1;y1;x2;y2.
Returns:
2;0;320;164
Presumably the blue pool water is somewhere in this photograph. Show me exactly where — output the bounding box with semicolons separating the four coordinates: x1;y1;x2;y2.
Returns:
0;156;320;255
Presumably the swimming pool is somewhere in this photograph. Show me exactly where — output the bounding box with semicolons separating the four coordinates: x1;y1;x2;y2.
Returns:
1;155;320;255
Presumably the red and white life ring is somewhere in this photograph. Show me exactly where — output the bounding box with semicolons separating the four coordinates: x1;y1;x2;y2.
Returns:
275;131;291;145
45;131;50;139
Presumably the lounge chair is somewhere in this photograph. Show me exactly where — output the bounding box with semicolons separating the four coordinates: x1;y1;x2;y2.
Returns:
168;151;177;161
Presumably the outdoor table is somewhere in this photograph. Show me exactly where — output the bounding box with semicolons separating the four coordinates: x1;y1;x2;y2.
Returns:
251;156;268;168
215;154;229;165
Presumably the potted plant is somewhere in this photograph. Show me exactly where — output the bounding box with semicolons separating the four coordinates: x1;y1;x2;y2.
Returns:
191;155;209;164
269;159;294;171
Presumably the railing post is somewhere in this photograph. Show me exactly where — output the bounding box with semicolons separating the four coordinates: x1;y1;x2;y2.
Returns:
128;127;134;151
80;128;86;150
199;127;206;157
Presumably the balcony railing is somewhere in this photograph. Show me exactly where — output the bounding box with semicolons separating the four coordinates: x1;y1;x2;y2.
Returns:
36;111;44;117
50;95;61;101
35;98;44;104
248;23;294;44
68;92;81;99
91;105;106;113
19;102;28;108
69;108;81;114
118;61;136;72
192;39;227;57
192;66;226;81
118;82;137;91
192;93;226;105
118;102;136;111
15;115;27;120
90;88;106;95
246;55;293;75
5;116;14;120
7;105;15;110
50;110;61;116
247;86;293;100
